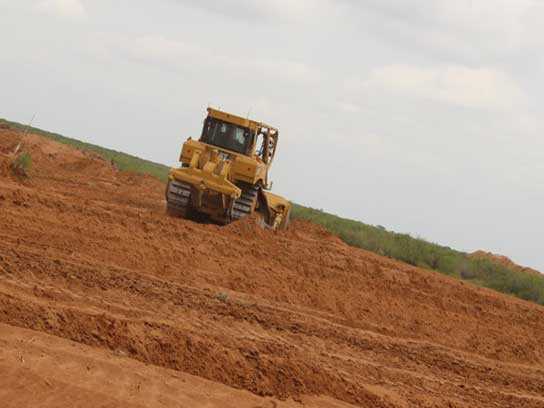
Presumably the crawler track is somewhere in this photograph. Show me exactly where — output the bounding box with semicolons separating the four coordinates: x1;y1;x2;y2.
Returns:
166;179;192;217
231;183;258;221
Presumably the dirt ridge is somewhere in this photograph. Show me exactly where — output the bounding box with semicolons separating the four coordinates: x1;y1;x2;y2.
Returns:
1;127;544;407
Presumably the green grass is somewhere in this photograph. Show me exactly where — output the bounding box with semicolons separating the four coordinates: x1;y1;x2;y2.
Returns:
3;117;544;306
11;152;32;176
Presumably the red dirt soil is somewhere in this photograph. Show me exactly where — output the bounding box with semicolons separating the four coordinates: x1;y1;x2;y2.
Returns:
471;250;542;276
1;128;544;408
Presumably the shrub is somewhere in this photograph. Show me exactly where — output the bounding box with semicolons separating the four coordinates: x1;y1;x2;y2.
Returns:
11;152;32;176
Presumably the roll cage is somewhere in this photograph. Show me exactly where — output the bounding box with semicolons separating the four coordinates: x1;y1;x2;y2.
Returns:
201;108;279;164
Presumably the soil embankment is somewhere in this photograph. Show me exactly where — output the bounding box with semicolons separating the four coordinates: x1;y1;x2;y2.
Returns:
1;127;544;407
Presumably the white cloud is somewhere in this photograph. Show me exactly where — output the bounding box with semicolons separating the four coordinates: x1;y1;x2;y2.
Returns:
171;0;339;23
343;0;544;62
336;101;362;114
35;0;86;19
356;0;534;39
255;0;341;22
113;35;320;83
354;65;525;111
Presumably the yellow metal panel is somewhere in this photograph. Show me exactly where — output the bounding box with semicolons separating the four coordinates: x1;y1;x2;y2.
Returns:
180;139;204;164
207;108;278;133
262;191;291;230
263;191;290;213
207;108;251;129
169;168;241;198
182;139;265;186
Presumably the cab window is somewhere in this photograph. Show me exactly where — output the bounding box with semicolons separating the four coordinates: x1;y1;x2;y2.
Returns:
201;118;251;154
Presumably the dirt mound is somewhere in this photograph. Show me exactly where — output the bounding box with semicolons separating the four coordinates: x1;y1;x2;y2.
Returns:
1;126;544;408
471;250;542;275
0;130;21;178
222;212;269;239
0;154;11;177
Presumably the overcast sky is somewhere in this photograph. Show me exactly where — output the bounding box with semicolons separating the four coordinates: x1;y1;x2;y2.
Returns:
1;0;543;270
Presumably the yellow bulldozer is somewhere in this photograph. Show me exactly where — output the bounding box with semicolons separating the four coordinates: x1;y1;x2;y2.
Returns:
166;108;291;230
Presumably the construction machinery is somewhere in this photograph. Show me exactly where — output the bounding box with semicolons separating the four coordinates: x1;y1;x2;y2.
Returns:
166;108;291;230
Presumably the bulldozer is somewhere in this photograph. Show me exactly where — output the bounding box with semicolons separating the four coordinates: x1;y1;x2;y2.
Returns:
166;107;291;230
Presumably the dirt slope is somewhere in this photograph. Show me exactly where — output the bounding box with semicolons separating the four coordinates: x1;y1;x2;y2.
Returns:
1;323;349;408
1;128;544;408
471;250;542;276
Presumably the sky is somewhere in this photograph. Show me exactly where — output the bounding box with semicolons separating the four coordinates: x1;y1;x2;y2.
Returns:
1;0;543;270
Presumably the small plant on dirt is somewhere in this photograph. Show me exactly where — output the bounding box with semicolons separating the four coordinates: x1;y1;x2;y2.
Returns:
215;292;229;303
11;152;32;177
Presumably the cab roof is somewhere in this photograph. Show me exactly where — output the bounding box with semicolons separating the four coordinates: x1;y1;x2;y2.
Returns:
207;107;278;134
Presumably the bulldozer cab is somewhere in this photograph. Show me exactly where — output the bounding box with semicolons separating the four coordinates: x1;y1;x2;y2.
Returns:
200;117;252;155
201;108;279;164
